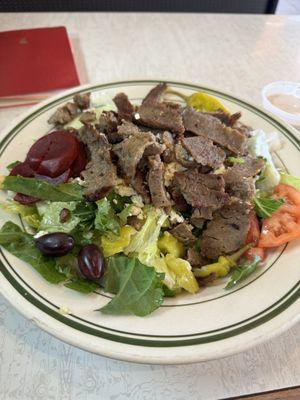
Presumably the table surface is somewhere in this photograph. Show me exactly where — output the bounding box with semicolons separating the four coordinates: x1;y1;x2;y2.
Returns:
0;12;300;400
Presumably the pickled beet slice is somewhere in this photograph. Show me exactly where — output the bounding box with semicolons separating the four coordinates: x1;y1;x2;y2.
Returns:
71;141;87;177
14;193;40;205
9;162;34;178
9;162;39;204
26;131;79;178
35;168;71;185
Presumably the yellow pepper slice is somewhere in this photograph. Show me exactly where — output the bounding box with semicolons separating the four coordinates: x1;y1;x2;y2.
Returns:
187;92;229;113
194;256;234;278
101;225;136;257
165;254;199;294
158;232;185;258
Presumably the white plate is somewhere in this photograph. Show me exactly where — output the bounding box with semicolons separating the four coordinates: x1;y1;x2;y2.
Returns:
0;80;299;364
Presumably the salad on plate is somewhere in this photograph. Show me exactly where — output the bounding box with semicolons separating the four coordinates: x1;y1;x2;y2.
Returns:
1;83;300;316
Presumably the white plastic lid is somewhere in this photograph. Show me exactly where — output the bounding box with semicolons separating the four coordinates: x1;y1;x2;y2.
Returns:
261;81;300;126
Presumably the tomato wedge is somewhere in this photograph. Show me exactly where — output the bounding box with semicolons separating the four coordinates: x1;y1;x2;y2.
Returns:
244;211;265;260
258;184;300;248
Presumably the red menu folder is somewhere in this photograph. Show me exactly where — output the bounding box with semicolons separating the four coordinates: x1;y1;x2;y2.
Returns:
0;26;80;98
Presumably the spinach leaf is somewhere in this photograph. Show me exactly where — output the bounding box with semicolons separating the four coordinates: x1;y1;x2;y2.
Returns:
0;222;66;283
95;198;120;235
107;192;131;213
64;278;99;294
100;255;164;316
254;196;284;218
225;256;260;290
1;176;83;202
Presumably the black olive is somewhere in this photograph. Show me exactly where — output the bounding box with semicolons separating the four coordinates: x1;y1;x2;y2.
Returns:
35;233;74;256
78;244;105;281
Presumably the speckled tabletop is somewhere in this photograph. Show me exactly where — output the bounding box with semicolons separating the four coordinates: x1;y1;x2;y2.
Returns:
0;13;300;400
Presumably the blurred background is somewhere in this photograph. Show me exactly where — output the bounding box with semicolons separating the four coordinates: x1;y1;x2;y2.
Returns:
0;0;299;14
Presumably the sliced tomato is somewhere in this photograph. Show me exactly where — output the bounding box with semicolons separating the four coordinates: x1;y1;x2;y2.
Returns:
244;247;265;261
245;211;260;246
258;184;300;248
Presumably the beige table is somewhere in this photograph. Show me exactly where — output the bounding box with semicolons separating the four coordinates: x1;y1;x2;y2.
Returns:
0;13;300;400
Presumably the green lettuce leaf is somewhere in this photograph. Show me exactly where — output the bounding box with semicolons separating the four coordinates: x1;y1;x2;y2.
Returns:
64;278;99;294
253;196;284;218
1;176;83;202
280;173;300;191
0;221;66;283
95;198;120;235
0;201;41;228
37;201;80;233
226;256;260;289
100;255;164;316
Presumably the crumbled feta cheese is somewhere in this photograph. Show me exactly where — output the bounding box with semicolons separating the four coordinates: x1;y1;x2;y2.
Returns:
164;162;186;187
131;195;144;208
59;306;71;315
71;177;85;186
134;112;140;120
169;210;184;224
34;230;49;239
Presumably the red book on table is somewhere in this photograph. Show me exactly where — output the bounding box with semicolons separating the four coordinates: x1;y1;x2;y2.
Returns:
0;26;80;98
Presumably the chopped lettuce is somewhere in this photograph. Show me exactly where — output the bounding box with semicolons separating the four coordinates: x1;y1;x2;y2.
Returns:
124;206;167;264
0;201;41;229
37;201;80;233
280;172;300;191
248;130;280;191
253;196;284;218
100;255;164;316
95;198;120;235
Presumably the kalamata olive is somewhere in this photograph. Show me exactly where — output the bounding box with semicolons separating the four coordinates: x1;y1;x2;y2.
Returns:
26;130;79;177
14;193;40;205
35;233;74;256
78;244;105;281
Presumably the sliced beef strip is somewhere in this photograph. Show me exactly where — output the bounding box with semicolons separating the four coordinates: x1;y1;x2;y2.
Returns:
174;169;229;212
187;248;209;267
143;142;166;157
224;157;264;201
79;111;96;125
142;82;167;105
117;120;140;136
169;185;189;213
131;170;151;204
226;179;255;202
210;111;241;127
73;93;90;109
127;216;143;231
225;157;265;183
170;222;196;245
48;102;78;125
97;111;118;135
77;126;117;201
190;209;206;229
137;102;185;134
148;155;172;208
182;136;226;168
113;92;134;121
112;131;156;181
201;201;250;260
161;131;175;163
174;142;197;168
182;107;247;155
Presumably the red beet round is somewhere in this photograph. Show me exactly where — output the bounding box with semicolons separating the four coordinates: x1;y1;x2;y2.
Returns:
14;193;40;205
10;162;34;177
10;162;39;204
71;141;87;177
35;168;71;185
26;131;79;177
